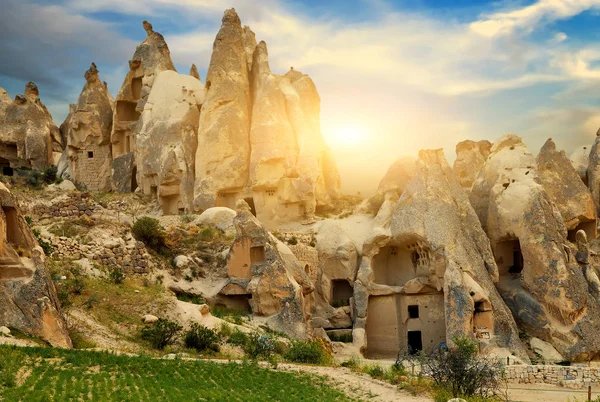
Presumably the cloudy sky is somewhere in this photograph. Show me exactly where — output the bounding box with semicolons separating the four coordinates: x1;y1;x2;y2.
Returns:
2;0;600;194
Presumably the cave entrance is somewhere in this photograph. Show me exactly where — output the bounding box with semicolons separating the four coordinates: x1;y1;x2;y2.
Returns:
495;239;523;276
331;279;353;307
3;206;23;247
407;331;423;354
473;300;493;339
131;166;138;192
131;77;142;99
366;295;400;358
250;245;265;265
0;158;13;177
568;220;597;242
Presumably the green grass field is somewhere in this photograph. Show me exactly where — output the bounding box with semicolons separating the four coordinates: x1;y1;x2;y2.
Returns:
0;345;353;401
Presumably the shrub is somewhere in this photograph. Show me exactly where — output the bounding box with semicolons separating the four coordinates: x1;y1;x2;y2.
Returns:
340;357;360;369
26;170;42;189
141;318;182;350
183;323;221;352
176;293;205;305
133;217;167;253
220;323;233;338
70;277;86;295
284;340;327;364
212;306;247;325
42;166;57;184
328;332;353;343
404;336;503;399
288;236;298;245
244;333;276;360
24;216;33;226
198;227;216;241
227;329;249;347
108;267;125;285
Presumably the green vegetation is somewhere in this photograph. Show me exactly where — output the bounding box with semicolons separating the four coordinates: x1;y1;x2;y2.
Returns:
183;323;221;352
212;306;248;325
133;217;167;253
108;267;125;284
284;339;331;365
0;345;352;401
141;319;182;350
226;328;249;347
175;293;205;305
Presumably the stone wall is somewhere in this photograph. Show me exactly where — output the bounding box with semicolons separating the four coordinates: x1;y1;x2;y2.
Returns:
71;145;111;192
288;243;319;283
23;192;97;219
504;364;600;389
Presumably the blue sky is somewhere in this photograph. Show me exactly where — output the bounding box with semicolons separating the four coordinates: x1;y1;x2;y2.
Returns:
1;0;600;194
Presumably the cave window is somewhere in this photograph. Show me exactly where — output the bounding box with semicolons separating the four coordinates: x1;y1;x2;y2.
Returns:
331;279;353;307
3;206;20;246
411;251;420;268
87;151;94;159
509;241;524;274
408;305;419;319
390;247;397;256
250;246;265;265
474;302;484;312
304;264;310;274
266;189;275;196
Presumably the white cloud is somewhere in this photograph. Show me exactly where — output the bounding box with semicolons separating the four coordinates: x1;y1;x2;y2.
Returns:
551;32;568;43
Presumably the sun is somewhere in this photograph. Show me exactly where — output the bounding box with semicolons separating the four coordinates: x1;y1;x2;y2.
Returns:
331;125;367;147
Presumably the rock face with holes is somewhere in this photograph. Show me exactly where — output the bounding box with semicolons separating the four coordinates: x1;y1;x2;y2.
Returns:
471;134;600;360
135;70;204;214
0;83;61;171
536;138;596;237
0;183;71;348
61;63;113;191
194;9;252;211
453;140;492;192
111;20;176;189
356;149;526;359
219;200;313;337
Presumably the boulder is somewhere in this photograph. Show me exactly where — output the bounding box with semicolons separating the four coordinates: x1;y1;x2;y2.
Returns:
142;314;159;324
0;326;11;336
471;134;600;360
0;83;60;170
135;70;204;213
453;140;492;191
536;138;596;235
357;148;527;359
530;337;564;364
61;63;113;191
192;207;236;235
194;9;252;210
0;183;71;347
111;20;176;188
111;152;135;193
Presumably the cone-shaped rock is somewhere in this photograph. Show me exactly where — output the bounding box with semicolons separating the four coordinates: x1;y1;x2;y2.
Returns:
189;64;200;81
61;63;113;191
194;8;252;210
588;134;600;213
453;139;491;191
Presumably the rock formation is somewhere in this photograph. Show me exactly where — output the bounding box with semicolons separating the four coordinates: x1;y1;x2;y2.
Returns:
0;83;61;172
588;134;600;213
194;9;252;211
189;64;200;81
0;183;70;347
537;138;597;240
111;20;176;190
356;149;526;359
471;134;600;360
453;140;492;191
135;70;204;213
221;200;313;337
570;145;590;185
366;156;415;213
61;63;113;191
0;88;10;120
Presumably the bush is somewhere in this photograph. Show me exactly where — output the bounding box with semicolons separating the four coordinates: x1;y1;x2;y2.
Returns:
287;236;298;245
284;340;327;364
403;336;503;399
244;333;276;360
141;318;182;350
42;166;57;184
108;267;125;284
227;329;249;347
133;217;167;253
183;323;221;352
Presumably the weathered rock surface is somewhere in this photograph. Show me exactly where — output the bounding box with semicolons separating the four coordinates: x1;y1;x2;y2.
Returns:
357;148;526;359
189;64;200;81
530;337;564;364
453;140;492;191
0;88;10;120
536;138;596;235
471;134;600;360
111;152;135;193
194;9;251;210
588;134;600;213
61;63;113;191
0;83;60;170
111;20;176;189
366;157;415;213
570;145;590;184
0;183;70;347
135;70;204;213
192;207;236;236
222;200;312;337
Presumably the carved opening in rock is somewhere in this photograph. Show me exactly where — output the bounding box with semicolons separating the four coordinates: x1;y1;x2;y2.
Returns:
304;264;310;274
131;77;142;99
372;242;430;286
216;191;239;209
244;197;257;217
87;151;94;159
0;158;13;176
150;185;157;196
331;279;353;307
131;166;138;192
401;293;445;354
250;246;265;265
0;143;17;162
116;101;140;122
216;295;252;313
113;130;127;157
160;195;180;215
495;239;523;276
3;206;24;248
473;300;493;339
366;294;400;358
407;331;422;354
567;220;597;242
408;305;419;319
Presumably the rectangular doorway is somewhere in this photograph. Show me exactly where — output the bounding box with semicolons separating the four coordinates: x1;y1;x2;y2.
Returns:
407;330;422;354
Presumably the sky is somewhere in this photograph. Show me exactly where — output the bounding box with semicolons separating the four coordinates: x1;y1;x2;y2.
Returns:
1;0;600;195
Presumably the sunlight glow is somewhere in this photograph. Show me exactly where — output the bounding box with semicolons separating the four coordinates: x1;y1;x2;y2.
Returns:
330;124;367;147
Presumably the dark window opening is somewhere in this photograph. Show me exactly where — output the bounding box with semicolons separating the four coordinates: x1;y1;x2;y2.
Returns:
244;197;256;217
2;167;13;177
131;166;138;192
474;301;484;312
407;331;423;354
304;264;310;274
88;151;94;158
331;279;353;307
250;246;266;265
408;305;419;319
509;241;524;274
131;77;142;100
150;185;157;196
390;247;397;256
411;251;420;268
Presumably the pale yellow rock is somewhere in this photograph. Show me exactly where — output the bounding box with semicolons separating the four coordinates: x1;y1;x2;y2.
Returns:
570;145;590;183
453;139;491;191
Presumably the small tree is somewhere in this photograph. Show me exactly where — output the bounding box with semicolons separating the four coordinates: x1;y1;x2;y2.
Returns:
183;323;221;352
141;318;182;350
132;217;167;253
400;336;503;399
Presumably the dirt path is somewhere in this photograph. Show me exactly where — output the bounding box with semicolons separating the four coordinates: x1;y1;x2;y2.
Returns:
507;383;599;402
277;363;432;402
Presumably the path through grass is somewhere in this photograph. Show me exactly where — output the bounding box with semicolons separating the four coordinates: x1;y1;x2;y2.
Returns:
0;346;354;401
